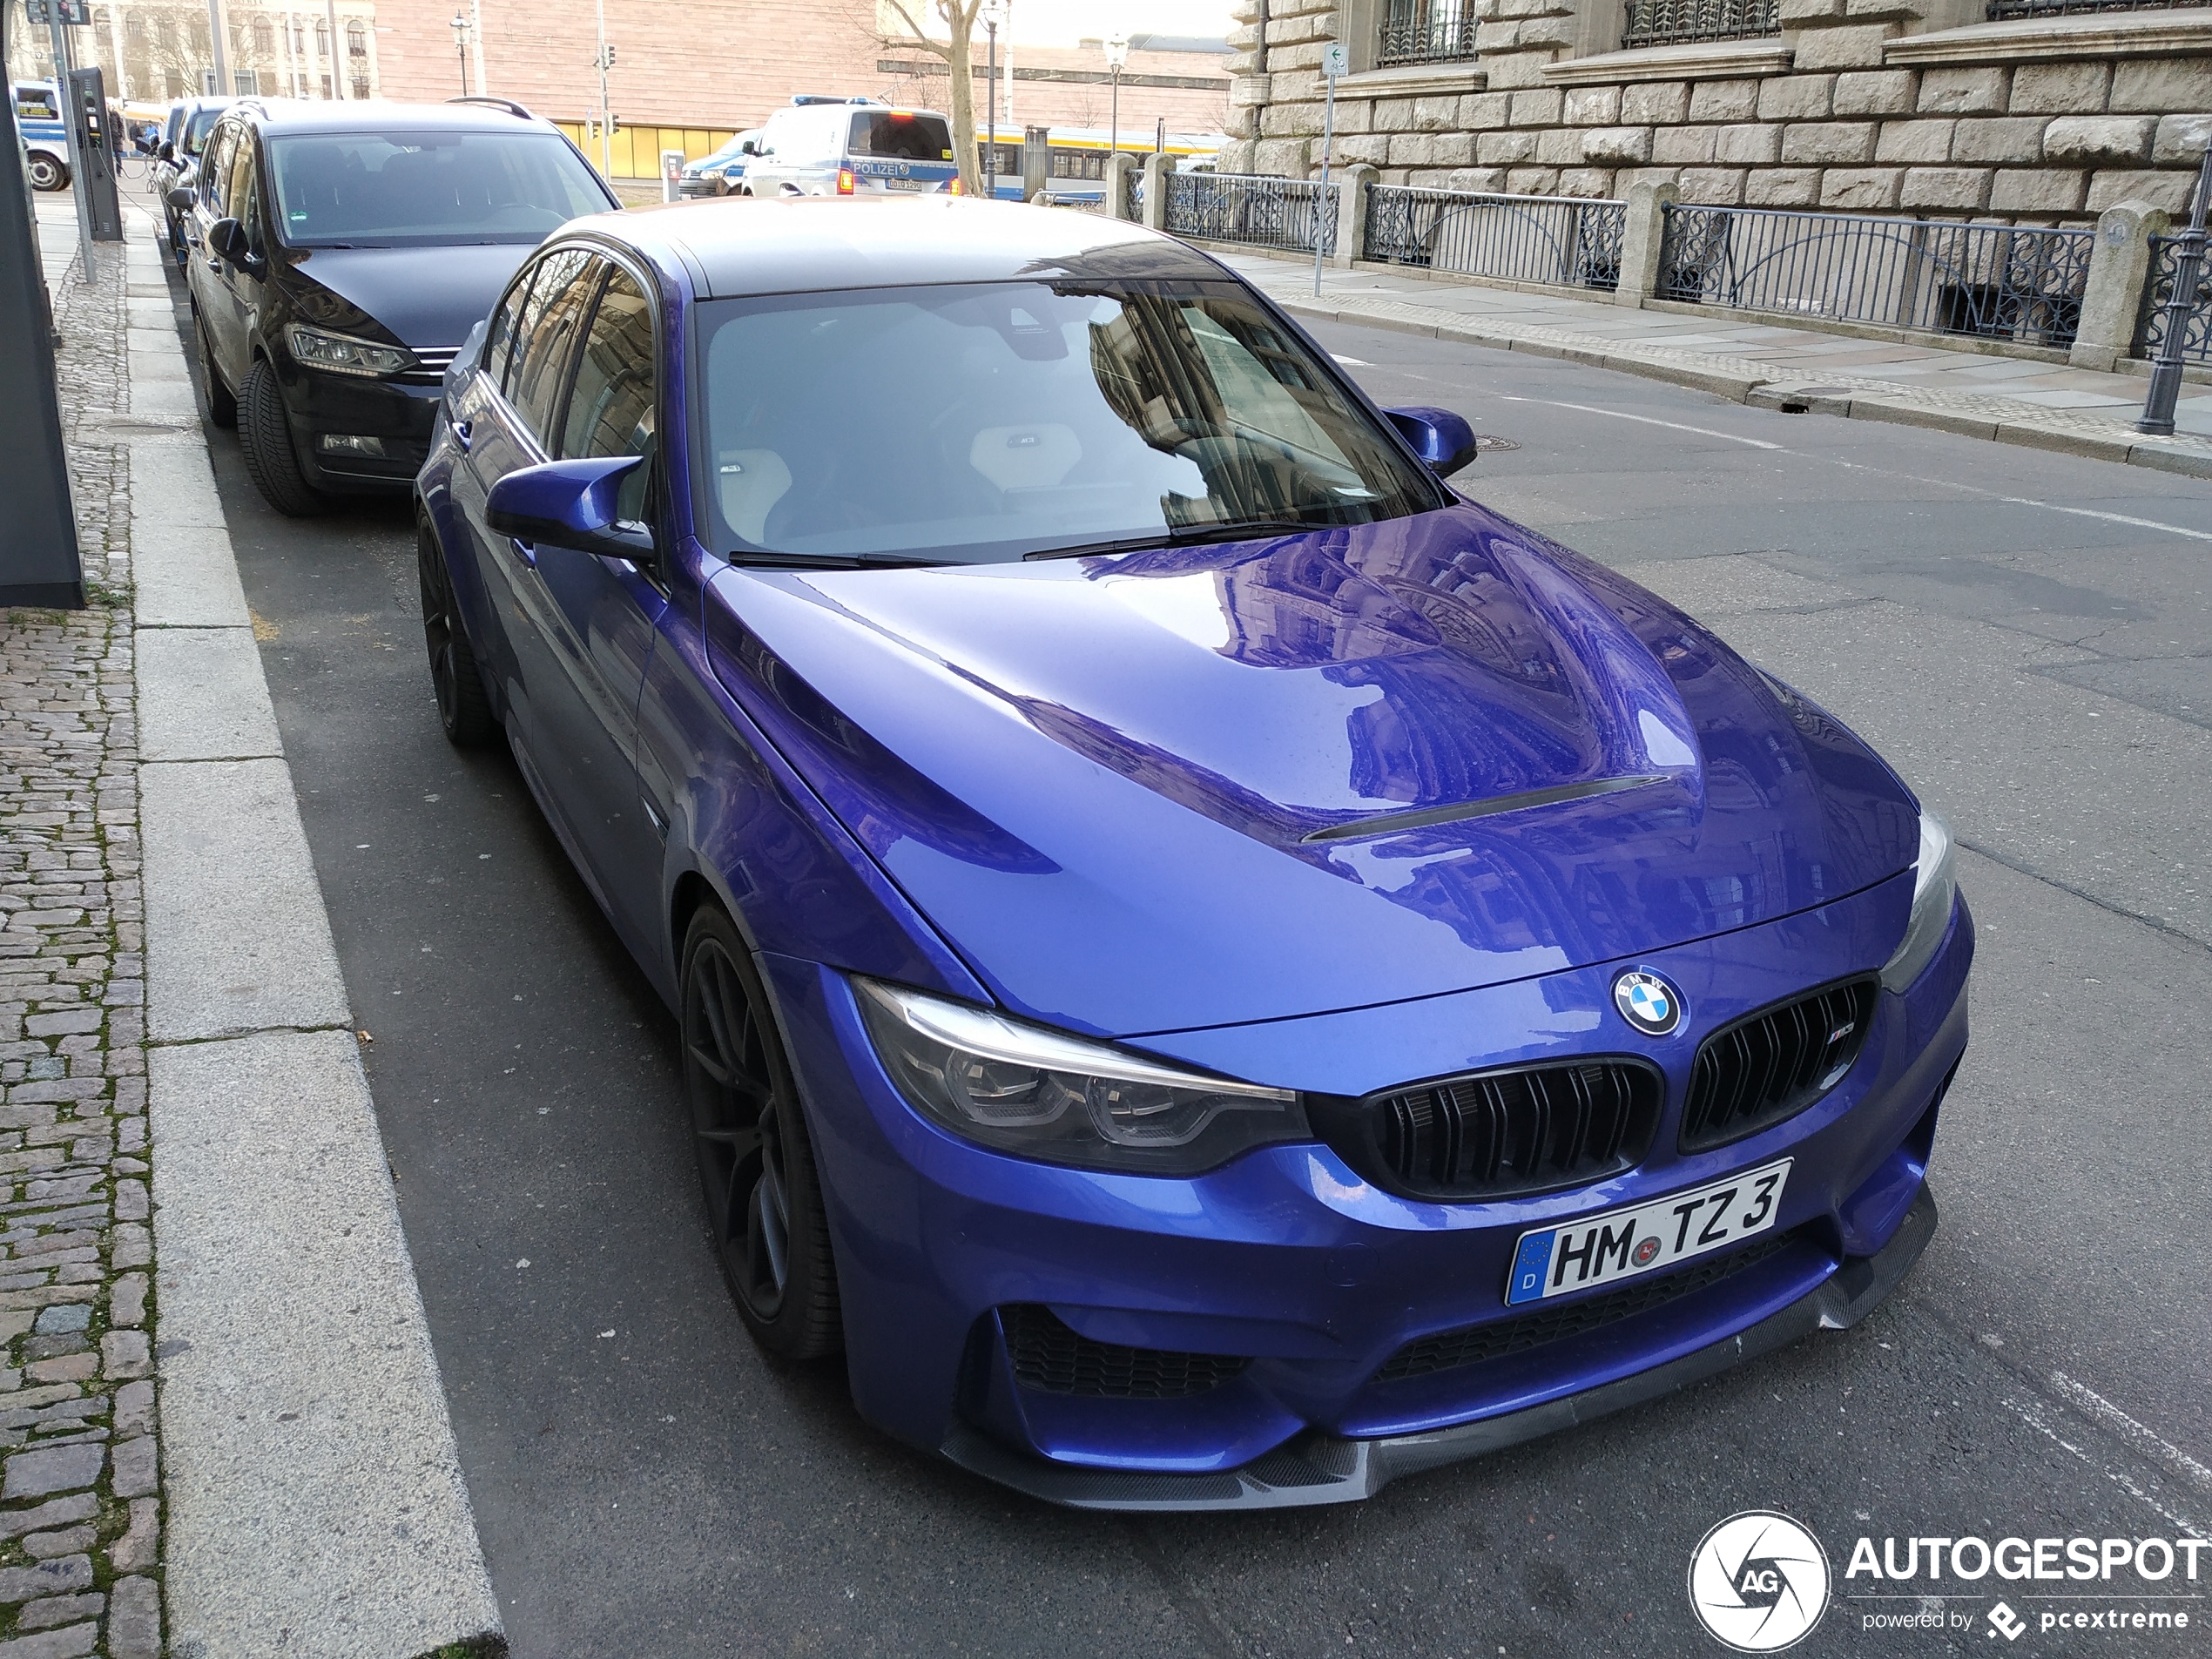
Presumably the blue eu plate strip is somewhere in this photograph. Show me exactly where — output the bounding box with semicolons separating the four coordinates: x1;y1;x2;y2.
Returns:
1507;1229;1556;1307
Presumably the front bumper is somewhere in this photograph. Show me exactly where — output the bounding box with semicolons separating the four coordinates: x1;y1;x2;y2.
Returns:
765;877;1971;1510
941;1182;1938;1510
272;352;441;493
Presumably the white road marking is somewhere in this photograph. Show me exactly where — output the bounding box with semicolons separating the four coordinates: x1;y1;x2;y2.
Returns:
1495;394;1784;449
1331;354;1372;366
1996;498;2212;543
2006;1395;2205;1536
2051;1372;2212;1493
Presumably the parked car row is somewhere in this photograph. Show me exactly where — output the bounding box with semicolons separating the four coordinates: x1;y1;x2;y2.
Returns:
162;91;1971;1514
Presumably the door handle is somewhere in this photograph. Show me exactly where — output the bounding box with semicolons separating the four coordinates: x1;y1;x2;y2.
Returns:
450;418;472;452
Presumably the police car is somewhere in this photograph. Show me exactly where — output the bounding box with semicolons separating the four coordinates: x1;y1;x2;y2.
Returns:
13;81;71;191
735;95;958;198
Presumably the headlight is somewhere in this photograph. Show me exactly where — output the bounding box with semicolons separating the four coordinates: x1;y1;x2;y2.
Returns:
854;979;1309;1175
284;323;415;379
1880;808;1956;992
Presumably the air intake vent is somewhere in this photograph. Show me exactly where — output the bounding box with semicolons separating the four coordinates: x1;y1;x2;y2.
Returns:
1377;1229;1801;1382
1001;1305;1250;1399
1680;977;1878;1152
1315;1061;1662;1202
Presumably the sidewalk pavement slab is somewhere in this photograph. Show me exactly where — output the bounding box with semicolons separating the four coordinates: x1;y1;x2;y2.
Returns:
152;1030;502;1659
135;628;285;764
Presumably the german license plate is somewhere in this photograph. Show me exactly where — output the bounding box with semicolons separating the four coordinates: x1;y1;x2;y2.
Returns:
1504;1158;1791;1306
881;176;929;192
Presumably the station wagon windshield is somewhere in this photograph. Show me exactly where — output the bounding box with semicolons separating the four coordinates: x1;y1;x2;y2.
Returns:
268;131;608;247
695;280;1441;565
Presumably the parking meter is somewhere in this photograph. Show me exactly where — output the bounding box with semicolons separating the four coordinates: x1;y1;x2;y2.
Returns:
661;148;684;204
66;67;122;240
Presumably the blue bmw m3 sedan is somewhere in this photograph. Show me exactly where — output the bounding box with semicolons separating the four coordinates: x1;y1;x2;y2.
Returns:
413;198;1971;1510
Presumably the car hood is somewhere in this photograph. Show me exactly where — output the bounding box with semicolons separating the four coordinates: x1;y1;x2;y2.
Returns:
704;504;1918;1039
283;242;532;351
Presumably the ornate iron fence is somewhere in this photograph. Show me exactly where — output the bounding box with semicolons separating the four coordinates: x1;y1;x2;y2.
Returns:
2134;233;2212;363
1622;0;1779;49
1655;205;2094;347
1365;185;1624;290
1163;172;1339;254
1123;165;1143;221
1379;0;1480;64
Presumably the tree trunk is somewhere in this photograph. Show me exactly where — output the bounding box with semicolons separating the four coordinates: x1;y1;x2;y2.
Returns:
943;14;980;199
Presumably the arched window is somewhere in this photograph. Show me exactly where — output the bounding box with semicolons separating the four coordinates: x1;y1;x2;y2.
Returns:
314;21;329;54
252;18;273;52
347;22;366;57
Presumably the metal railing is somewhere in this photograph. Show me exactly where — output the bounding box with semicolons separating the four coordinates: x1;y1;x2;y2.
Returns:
1656;205;2094;347
1622;0;1778;49
1123;165;1143;221
1986;0;2195;17
1379;0;1480;64
2134;234;2212;364
1164;172;1339;255
1365;185;1623;290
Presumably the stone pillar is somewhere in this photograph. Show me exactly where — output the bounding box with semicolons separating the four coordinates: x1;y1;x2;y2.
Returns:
1615;179;1681;309
1104;152;1136;222
1141;150;1171;233
2069;199;2168;373
1332;163;1379;268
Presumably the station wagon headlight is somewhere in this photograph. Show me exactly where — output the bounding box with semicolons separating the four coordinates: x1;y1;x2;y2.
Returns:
855;979;1309;1174
1880;808;1956;992
285;323;415;379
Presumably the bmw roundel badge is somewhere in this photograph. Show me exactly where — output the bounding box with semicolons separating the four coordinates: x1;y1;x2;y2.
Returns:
1613;968;1683;1036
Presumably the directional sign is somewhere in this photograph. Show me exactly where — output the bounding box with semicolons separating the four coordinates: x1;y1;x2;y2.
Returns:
24;0;93;24
1322;42;1349;79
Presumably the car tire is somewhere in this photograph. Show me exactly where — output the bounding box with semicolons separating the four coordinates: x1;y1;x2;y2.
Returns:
196;315;238;428
416;518;499;747
679;904;842;1361
239;357;326;517
26;153;64;192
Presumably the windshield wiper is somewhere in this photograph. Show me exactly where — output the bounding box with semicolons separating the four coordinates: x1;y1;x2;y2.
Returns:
725;550;941;570
1021;519;1325;562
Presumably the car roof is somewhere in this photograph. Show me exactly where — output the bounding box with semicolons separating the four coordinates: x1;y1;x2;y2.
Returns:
559;197;1227;300
223;98;559;137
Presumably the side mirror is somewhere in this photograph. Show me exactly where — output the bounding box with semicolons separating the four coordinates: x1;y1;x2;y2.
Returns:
158;140;176;161
485;456;653;562
165;185;196;212
739;140;758;156
1383;406;1479;479
208;216;252;263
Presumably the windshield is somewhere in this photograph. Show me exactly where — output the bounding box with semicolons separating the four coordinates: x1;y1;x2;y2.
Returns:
695;280;1440;564
183;107;223;153
267;130;610;247
849;111;954;163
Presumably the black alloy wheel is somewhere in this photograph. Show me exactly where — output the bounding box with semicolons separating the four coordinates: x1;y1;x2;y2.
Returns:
238;357;325;517
680;906;841;1359
415;520;498;746
196;314;236;428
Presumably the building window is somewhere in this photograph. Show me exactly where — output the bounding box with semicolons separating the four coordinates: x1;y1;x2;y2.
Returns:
347;23;366;57
252;19;273;52
352;76;370;97
125;14;143;38
1620;0;1779;50
1378;0;1479;66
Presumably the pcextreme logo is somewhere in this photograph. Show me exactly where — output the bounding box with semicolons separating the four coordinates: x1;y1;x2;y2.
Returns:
1689;1511;1833;1653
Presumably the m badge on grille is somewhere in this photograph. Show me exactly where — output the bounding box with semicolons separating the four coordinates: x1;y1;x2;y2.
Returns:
1613;969;1683;1036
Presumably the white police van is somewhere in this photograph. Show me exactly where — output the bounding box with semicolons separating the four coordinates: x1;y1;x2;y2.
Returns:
737;95;959;198
13;81;71;191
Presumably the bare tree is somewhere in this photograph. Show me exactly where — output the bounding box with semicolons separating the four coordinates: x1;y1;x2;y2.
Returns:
877;0;984;197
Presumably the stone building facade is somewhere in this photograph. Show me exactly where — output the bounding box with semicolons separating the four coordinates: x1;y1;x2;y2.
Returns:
1218;0;2212;221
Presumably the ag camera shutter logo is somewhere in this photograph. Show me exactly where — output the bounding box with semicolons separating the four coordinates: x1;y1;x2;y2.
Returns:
1689;1511;1832;1652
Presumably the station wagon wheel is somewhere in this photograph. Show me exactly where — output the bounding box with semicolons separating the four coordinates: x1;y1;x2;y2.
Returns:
680;906;841;1359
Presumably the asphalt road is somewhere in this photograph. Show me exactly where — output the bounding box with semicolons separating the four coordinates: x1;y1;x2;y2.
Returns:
164;272;2212;1658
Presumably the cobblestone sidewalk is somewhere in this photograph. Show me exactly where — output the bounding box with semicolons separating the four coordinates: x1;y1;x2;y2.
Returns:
0;225;164;1656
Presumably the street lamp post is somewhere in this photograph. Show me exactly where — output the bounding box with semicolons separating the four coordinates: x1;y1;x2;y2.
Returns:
1104;32;1126;161
2140;143;2212;437
449;11;468;94
980;0;1005;201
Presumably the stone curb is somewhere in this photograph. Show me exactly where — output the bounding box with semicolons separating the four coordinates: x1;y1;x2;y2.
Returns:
117;211;505;1658
1259;289;2212;481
